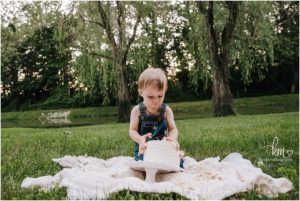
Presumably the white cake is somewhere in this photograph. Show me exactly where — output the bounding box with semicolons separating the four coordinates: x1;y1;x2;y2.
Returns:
144;140;180;168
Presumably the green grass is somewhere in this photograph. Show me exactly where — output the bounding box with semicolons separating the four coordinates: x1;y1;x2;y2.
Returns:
1;94;298;128
1;112;299;200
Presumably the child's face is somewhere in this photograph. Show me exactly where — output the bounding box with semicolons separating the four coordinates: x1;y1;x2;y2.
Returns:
139;84;166;111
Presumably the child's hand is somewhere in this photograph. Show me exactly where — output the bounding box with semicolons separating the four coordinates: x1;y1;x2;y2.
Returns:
178;150;185;159
163;137;184;159
163;136;180;151
138;133;152;155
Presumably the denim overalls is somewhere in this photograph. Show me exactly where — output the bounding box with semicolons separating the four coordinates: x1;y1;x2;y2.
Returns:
134;102;184;168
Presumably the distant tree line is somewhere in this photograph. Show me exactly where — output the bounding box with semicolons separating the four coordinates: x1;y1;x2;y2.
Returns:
1;1;298;120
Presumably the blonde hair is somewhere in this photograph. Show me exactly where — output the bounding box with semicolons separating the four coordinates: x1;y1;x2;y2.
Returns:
138;68;168;91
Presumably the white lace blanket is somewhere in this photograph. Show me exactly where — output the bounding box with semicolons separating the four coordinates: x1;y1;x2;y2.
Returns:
21;153;292;200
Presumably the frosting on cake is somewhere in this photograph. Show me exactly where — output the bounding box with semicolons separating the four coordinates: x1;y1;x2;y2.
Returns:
144;140;180;167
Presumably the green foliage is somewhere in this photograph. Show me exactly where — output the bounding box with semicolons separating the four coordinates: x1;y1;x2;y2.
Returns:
273;2;299;93
1;2;76;111
41;87;73;107
74;53;117;105
1;22;23;110
1;1;298;111
232;1;276;84
16;25;72;103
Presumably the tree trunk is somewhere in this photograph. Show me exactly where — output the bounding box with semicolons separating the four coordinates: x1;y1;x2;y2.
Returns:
290;63;299;93
97;1;140;122
116;54;131;122
212;63;235;116
197;1;238;116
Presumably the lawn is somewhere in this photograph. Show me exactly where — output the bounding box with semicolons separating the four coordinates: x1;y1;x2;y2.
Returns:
1;111;299;199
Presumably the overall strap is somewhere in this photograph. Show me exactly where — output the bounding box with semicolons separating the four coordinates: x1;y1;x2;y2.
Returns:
160;103;167;118
139;102;166;117
139;102;146;115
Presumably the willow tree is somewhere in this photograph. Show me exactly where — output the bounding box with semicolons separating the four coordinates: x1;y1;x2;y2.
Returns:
99;1;141;121
76;1;141;122
179;1;277;116
195;1;239;116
